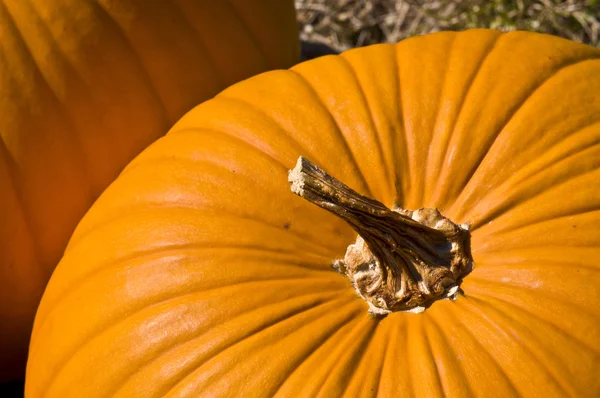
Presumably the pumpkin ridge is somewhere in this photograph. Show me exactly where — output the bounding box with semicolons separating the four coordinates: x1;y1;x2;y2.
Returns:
424;31;458;207
124;127;289;179
2;0;91;262
213;95;321;164
463;295;575;396
67;201;339;263
0;132;41;265
467;290;600;355
466;278;600;318
91;1;170;123
288;316;375;397
427;32;501;207
161;295;358;396
287;68;373;196
338;53;392;198
34;244;335;325
172;127;292;175
30;244;335;351
419;319;446;397
110;294;356;397
466;145;600;230
484;190;600;238
387;43;408;207
133;300;360;398
221;0;269;70
341;321;390;397
471;259;600;272
270;307;361;397
44;284;348;395
437;301;521;396
168;0;228;91
18;0;98;191
425;315;475;397
509;121;600;187
321;317;379;397
461;123;600;227
451;55;600;207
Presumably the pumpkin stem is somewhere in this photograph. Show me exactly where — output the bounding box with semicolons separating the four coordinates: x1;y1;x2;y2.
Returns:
288;156;473;317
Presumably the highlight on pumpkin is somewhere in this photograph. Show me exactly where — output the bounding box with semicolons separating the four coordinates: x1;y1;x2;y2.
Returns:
17;28;600;397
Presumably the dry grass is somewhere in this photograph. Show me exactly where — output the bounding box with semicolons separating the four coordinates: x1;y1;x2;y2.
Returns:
296;0;600;51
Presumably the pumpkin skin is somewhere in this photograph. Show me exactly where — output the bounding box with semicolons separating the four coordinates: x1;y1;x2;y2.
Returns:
26;29;600;397
0;0;299;381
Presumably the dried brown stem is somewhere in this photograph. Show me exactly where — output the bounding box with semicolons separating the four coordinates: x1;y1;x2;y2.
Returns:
288;156;473;316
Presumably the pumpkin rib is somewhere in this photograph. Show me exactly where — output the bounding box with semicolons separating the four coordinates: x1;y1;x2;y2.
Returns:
337;53;392;196
418;319;446;398
18;0;97;186
464;295;576;396
274;317;370;396
424;32;458;206
467;289;600;355
34;240;334;318
45;284;348;395
164;299;361;398
1;1;85;261
322;317;379;397
438;301;521;396
66;204;338;270
466;277;600;318
105;200;341;255
487;200;600;239
286;68;373;197
122;127;290;185
453;56;600;205
471;258;600;272
342;322;390;398
210;95;321;165
268;306;366;398
30;246;334;348
465;123;600;228
171;127;290;173
394;46;413;207
112;295;358;398
469;147;600;232
221;0;269;70
167;0;228;90
0;134;41;266
386;43;408;208
277;315;374;397
90;1;170;123
162;295;359;397
374;321;403;395
79;292;353;397
339;44;402;205
425;315;475;398
152;302;361;398
29;252;336;363
269;308;363;397
426;32;501;207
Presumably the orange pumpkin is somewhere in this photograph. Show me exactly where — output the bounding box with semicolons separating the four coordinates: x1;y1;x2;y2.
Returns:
0;0;299;381
26;29;600;396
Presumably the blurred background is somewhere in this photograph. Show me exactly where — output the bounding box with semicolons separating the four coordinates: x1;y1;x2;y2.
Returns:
296;0;600;53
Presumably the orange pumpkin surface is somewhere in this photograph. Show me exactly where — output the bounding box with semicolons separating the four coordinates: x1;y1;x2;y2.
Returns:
0;0;299;381
26;30;600;397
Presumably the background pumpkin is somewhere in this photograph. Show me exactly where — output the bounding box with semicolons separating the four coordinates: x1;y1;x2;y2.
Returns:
0;0;299;382
26;29;600;396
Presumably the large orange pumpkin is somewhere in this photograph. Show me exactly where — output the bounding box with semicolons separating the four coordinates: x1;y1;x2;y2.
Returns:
26;29;600;396
0;0;299;381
